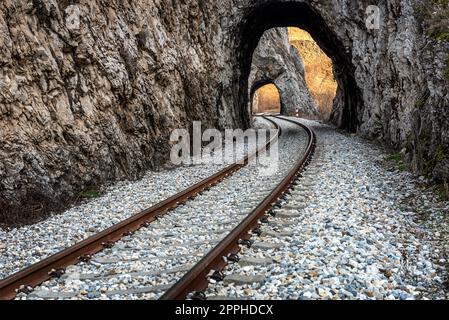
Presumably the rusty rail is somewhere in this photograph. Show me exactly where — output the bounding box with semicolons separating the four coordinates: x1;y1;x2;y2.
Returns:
0;116;280;300
160;116;316;300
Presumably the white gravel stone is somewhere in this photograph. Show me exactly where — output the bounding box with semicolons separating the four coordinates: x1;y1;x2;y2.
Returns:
204;117;449;300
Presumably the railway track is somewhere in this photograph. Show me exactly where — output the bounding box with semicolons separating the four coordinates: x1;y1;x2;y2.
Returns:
160;116;315;300
0;116;279;300
0;116;315;300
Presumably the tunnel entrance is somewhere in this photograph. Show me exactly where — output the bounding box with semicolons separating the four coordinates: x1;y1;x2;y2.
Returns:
251;83;281;115
238;2;362;132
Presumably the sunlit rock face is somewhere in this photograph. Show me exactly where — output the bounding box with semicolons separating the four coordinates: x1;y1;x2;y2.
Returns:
248;28;317;116
0;0;448;221
288;28;337;121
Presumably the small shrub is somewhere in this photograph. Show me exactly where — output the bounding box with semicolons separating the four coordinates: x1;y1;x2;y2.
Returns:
79;189;102;199
386;153;402;162
385;153;408;171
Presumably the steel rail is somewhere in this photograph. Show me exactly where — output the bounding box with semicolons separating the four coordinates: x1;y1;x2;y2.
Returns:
0;117;280;300
160;116;316;300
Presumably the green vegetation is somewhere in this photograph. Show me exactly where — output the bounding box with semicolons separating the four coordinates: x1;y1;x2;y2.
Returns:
436;144;447;162
424;161;434;178
79;189;102;199
435;32;449;42
386;154;402;162
385;153;408;172
415;88;430;109
433;0;449;7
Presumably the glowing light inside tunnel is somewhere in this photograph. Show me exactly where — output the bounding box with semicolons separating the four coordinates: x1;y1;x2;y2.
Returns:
288;27;337;120
252;84;281;114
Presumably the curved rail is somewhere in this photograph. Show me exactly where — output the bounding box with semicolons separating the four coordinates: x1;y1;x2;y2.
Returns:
160;116;316;300
0;117;280;300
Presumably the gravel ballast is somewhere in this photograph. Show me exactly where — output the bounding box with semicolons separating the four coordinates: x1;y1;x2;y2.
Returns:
13;117;309;299
204;117;449;300
4;117;449;300
0;117;272;280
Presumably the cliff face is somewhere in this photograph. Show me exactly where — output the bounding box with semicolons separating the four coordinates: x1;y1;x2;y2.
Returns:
248;28;317;116
288;28;337;120
0;0;232;223
1;0;448;223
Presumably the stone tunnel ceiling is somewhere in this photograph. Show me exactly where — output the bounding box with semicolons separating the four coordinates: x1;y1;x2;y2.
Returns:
0;0;448;218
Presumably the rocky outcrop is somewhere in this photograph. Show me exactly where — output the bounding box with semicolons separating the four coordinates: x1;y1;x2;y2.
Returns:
289;28;337;120
1;0;448;224
248;28;317;116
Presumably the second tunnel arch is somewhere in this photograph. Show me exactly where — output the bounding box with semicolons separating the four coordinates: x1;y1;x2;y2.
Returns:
237;1;363;132
250;80;284;115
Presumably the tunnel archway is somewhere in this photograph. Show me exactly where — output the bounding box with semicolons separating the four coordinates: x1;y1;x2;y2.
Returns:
250;80;284;115
238;1;362;132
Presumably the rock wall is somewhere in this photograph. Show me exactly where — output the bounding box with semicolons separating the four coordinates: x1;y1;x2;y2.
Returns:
248;28;317;116
0;0;448;224
0;0;234;224
338;0;449;179
238;0;449;181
